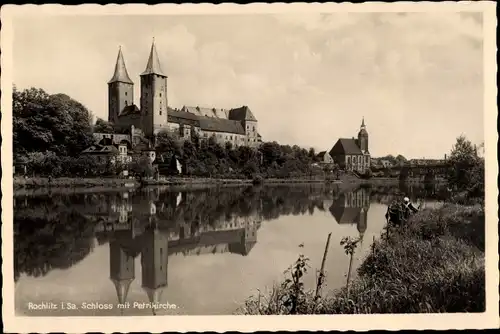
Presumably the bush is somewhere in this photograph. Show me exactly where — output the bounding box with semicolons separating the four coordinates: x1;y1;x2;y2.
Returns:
239;203;485;314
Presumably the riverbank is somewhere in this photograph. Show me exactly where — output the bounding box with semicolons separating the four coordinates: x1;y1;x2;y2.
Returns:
13;175;432;190
238;201;485;314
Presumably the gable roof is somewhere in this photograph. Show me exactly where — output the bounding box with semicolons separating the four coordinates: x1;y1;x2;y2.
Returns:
198;117;245;135
317;151;327;158
329;205;361;225
329;138;362;156
81;144;120;155
119;104;141;117
228;106;257;121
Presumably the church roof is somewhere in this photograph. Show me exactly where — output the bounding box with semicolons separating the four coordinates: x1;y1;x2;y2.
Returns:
329;138;363;156
141;40;166;77
228;106;257;121
198;116;245;135
329;205;361;225
108;48;134;85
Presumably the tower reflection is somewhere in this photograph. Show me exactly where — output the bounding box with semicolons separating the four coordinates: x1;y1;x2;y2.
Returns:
93;189;263;314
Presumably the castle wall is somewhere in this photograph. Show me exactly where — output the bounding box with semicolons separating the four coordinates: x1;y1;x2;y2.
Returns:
116;114;142;132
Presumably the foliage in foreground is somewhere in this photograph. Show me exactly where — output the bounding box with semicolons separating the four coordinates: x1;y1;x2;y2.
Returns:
238;203;485;314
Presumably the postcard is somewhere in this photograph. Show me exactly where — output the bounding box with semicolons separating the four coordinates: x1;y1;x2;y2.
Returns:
1;2;498;332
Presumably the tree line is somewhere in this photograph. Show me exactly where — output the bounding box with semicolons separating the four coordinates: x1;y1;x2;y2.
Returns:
13;87;336;179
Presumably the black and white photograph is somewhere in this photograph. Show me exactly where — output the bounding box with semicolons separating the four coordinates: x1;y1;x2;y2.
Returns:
1;2;498;333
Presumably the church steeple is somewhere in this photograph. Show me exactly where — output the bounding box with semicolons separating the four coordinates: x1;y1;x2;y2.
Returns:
141;38;166;77
109;46;134;84
357;117;369;154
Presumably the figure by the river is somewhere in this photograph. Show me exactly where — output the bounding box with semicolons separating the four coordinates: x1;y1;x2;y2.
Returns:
385;196;420;227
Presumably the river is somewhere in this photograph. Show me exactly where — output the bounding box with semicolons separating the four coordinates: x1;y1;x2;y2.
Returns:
14;182;449;316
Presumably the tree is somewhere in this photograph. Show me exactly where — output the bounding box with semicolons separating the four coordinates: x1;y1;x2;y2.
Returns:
13;87;94;157
447;135;483;194
129;156;154;178
94;118;115;133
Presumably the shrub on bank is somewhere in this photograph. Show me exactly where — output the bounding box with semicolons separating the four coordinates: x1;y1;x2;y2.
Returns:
238;203;485;314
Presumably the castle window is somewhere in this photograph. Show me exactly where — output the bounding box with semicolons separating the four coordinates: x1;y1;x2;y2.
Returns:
125;92;128;96
160;92;162;97
347;157;351;164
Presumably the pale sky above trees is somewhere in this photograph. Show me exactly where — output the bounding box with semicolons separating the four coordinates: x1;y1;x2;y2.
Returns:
12;11;484;159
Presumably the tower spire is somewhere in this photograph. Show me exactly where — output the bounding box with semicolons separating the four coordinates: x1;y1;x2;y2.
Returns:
361;117;365;128
109;47;134;84
141;38;166;77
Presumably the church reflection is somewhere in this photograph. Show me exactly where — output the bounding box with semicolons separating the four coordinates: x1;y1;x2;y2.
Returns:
328;187;370;238
90;189;261;315
327;187;371;291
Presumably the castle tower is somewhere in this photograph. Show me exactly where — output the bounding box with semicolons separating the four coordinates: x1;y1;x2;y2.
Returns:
140;39;168;137
140;226;169;315
108;47;134;124
109;231;136;309
357;117;369;154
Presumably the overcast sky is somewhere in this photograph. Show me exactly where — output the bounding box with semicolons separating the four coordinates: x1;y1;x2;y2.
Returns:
12;12;484;159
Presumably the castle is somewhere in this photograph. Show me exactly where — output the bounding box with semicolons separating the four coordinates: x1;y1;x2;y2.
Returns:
104;40;262;148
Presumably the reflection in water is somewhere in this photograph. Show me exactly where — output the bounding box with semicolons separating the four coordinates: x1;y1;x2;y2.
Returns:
14;183;447;315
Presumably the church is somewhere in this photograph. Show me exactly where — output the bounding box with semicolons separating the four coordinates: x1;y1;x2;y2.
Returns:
328;118;371;174
105;40;262;149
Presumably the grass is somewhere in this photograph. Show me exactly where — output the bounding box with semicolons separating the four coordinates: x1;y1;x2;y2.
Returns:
238;201;485;314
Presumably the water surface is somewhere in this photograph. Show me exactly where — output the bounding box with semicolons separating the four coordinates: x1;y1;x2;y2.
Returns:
14;182;447;316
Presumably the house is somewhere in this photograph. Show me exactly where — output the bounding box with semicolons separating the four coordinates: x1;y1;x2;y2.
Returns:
316;151;334;165
81;143;130;164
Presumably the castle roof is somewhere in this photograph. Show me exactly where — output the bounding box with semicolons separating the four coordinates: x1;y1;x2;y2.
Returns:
228;106;257;121
141;40;166;77
198;116;245;135
169;109;200;122
329;138;363;156
182;106;230;119
108;47;134;85
119;104;141;117
228;241;257;256
111;278;134;305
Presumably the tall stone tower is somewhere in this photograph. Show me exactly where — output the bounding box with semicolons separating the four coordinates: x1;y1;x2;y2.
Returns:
108;47;134;124
357;117;369;154
140;39;168;137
